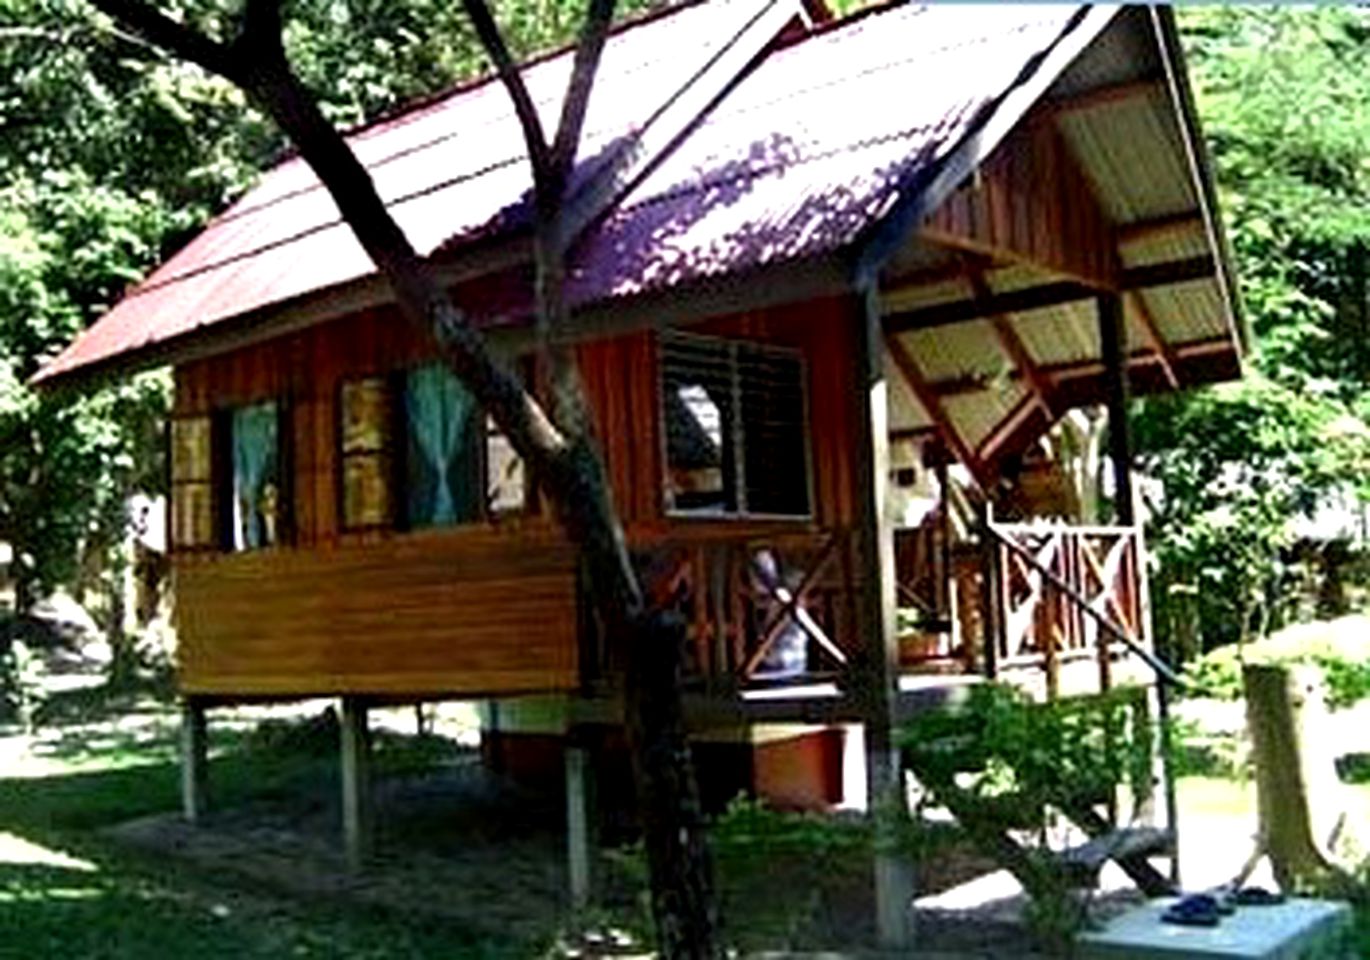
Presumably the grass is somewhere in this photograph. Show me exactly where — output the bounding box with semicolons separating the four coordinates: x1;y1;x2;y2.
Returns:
0;703;535;960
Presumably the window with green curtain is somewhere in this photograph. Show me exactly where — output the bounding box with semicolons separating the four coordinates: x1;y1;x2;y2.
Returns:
404;364;480;527
230;401;281;550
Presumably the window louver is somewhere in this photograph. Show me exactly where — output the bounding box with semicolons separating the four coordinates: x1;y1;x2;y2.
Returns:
661;332;810;517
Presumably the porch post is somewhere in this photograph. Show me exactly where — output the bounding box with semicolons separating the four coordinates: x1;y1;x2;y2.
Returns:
1100;291;1180;878
565;736;595;909
1097;292;1135;526
340;696;372;870
855;286;914;947
179;697;208;824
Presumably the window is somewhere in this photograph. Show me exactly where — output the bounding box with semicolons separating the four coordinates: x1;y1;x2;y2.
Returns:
402;364;482;528
170;416;214;549
337;364;528;531
228;401;285;550
485;416;527;515
661;332;810;517
339;377;394;530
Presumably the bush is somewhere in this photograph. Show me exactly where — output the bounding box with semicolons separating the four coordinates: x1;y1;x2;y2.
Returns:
1183;615;1370;708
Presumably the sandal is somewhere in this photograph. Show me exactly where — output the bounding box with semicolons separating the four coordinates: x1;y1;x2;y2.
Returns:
1233;886;1286;906
1162;894;1223;927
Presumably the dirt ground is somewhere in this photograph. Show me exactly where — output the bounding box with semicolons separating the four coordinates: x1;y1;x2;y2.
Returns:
102;751;1153;958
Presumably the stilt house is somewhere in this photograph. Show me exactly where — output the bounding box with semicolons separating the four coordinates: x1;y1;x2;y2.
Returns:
37;0;1243;931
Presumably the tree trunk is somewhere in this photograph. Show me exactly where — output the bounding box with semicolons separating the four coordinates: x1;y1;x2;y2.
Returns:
89;3;724;954
623;610;720;959
1242;663;1350;891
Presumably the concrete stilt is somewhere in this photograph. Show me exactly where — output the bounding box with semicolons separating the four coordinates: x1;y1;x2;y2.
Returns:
180;698;209;824
565;742;594;909
340;696;372;870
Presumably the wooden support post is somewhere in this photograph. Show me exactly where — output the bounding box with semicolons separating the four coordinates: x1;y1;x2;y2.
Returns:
979;505;1003;680
855;286;915;948
565;740;594;909
180;697;208;824
340;696;372;870
1098;292;1135;526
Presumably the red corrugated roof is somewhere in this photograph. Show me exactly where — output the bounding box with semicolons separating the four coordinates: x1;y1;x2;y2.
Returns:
38;1;1088;383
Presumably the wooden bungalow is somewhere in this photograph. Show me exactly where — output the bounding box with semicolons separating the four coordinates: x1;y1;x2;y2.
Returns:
36;0;1243;942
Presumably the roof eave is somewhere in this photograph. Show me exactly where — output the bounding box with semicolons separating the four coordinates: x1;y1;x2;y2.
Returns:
848;3;1121;291
31;234;534;393
1150;5;1249;359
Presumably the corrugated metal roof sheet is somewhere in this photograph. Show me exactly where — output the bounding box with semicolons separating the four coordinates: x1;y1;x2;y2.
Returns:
40;0;1090;383
566;3;1083;304
39;0;797;381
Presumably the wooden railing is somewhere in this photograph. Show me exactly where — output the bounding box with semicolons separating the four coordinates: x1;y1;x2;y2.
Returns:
982;517;1150;696
585;527;860;692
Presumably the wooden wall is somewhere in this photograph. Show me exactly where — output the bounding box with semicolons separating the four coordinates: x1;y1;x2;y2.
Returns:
923;111;1119;289
171;292;865;698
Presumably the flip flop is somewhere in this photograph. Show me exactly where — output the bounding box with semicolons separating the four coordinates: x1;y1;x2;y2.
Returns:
1162;894;1222;927
1233;886;1286;906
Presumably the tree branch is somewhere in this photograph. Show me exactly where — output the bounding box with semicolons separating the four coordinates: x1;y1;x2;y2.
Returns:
87;0;239;83
549;0;615;183
460;0;553;190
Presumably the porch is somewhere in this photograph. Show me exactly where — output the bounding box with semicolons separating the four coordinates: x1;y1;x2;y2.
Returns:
586;509;1157;719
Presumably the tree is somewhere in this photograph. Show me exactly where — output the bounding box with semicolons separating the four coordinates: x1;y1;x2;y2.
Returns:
82;0;719;955
1137;8;1370;654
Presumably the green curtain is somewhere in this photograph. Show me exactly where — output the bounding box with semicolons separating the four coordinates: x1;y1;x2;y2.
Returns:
232;402;278;549
405;364;478;526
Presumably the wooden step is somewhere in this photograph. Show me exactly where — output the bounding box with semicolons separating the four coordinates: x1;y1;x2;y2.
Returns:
1058;827;1176;888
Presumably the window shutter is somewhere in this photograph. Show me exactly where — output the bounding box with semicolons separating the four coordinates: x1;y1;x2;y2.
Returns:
738;345;810;517
660;332;810;518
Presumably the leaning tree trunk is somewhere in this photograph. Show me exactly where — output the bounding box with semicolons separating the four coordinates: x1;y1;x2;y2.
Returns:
1242;663;1351;892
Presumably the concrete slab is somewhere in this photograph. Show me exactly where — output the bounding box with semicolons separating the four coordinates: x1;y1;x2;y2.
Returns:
1078;897;1354;959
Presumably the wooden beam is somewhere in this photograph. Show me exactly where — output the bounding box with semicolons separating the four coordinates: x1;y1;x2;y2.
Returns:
975;390;1040;462
885;333;990;490
904;336;1231;398
853;288;914;948
891;425;937;442
966;267;1055;417
1098;293;1136;525
1043;78;1162;118
1117;211;1203;247
1122;256;1215;290
885;281;1091;332
1127;291;1180;390
882;257;1217;332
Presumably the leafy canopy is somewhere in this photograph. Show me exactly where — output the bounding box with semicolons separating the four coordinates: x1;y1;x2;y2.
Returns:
1139;8;1370;650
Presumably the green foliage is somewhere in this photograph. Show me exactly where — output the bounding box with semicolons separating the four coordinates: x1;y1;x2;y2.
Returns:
900;684;1158;946
1183;615;1370;709
1136;374;1370;650
1141;9;1370;654
902;684;1156;828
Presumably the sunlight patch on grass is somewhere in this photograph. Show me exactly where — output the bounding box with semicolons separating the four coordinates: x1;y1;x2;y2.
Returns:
0;831;96;871
0;885;104;902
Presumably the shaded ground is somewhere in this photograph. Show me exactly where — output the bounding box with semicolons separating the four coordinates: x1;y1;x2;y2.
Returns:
8;655;1370;958
109;757;569;945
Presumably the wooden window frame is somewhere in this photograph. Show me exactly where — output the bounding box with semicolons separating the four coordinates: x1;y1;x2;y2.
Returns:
657;330;815;521
336;374;400;534
168;413;216;553
216;396;293;553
